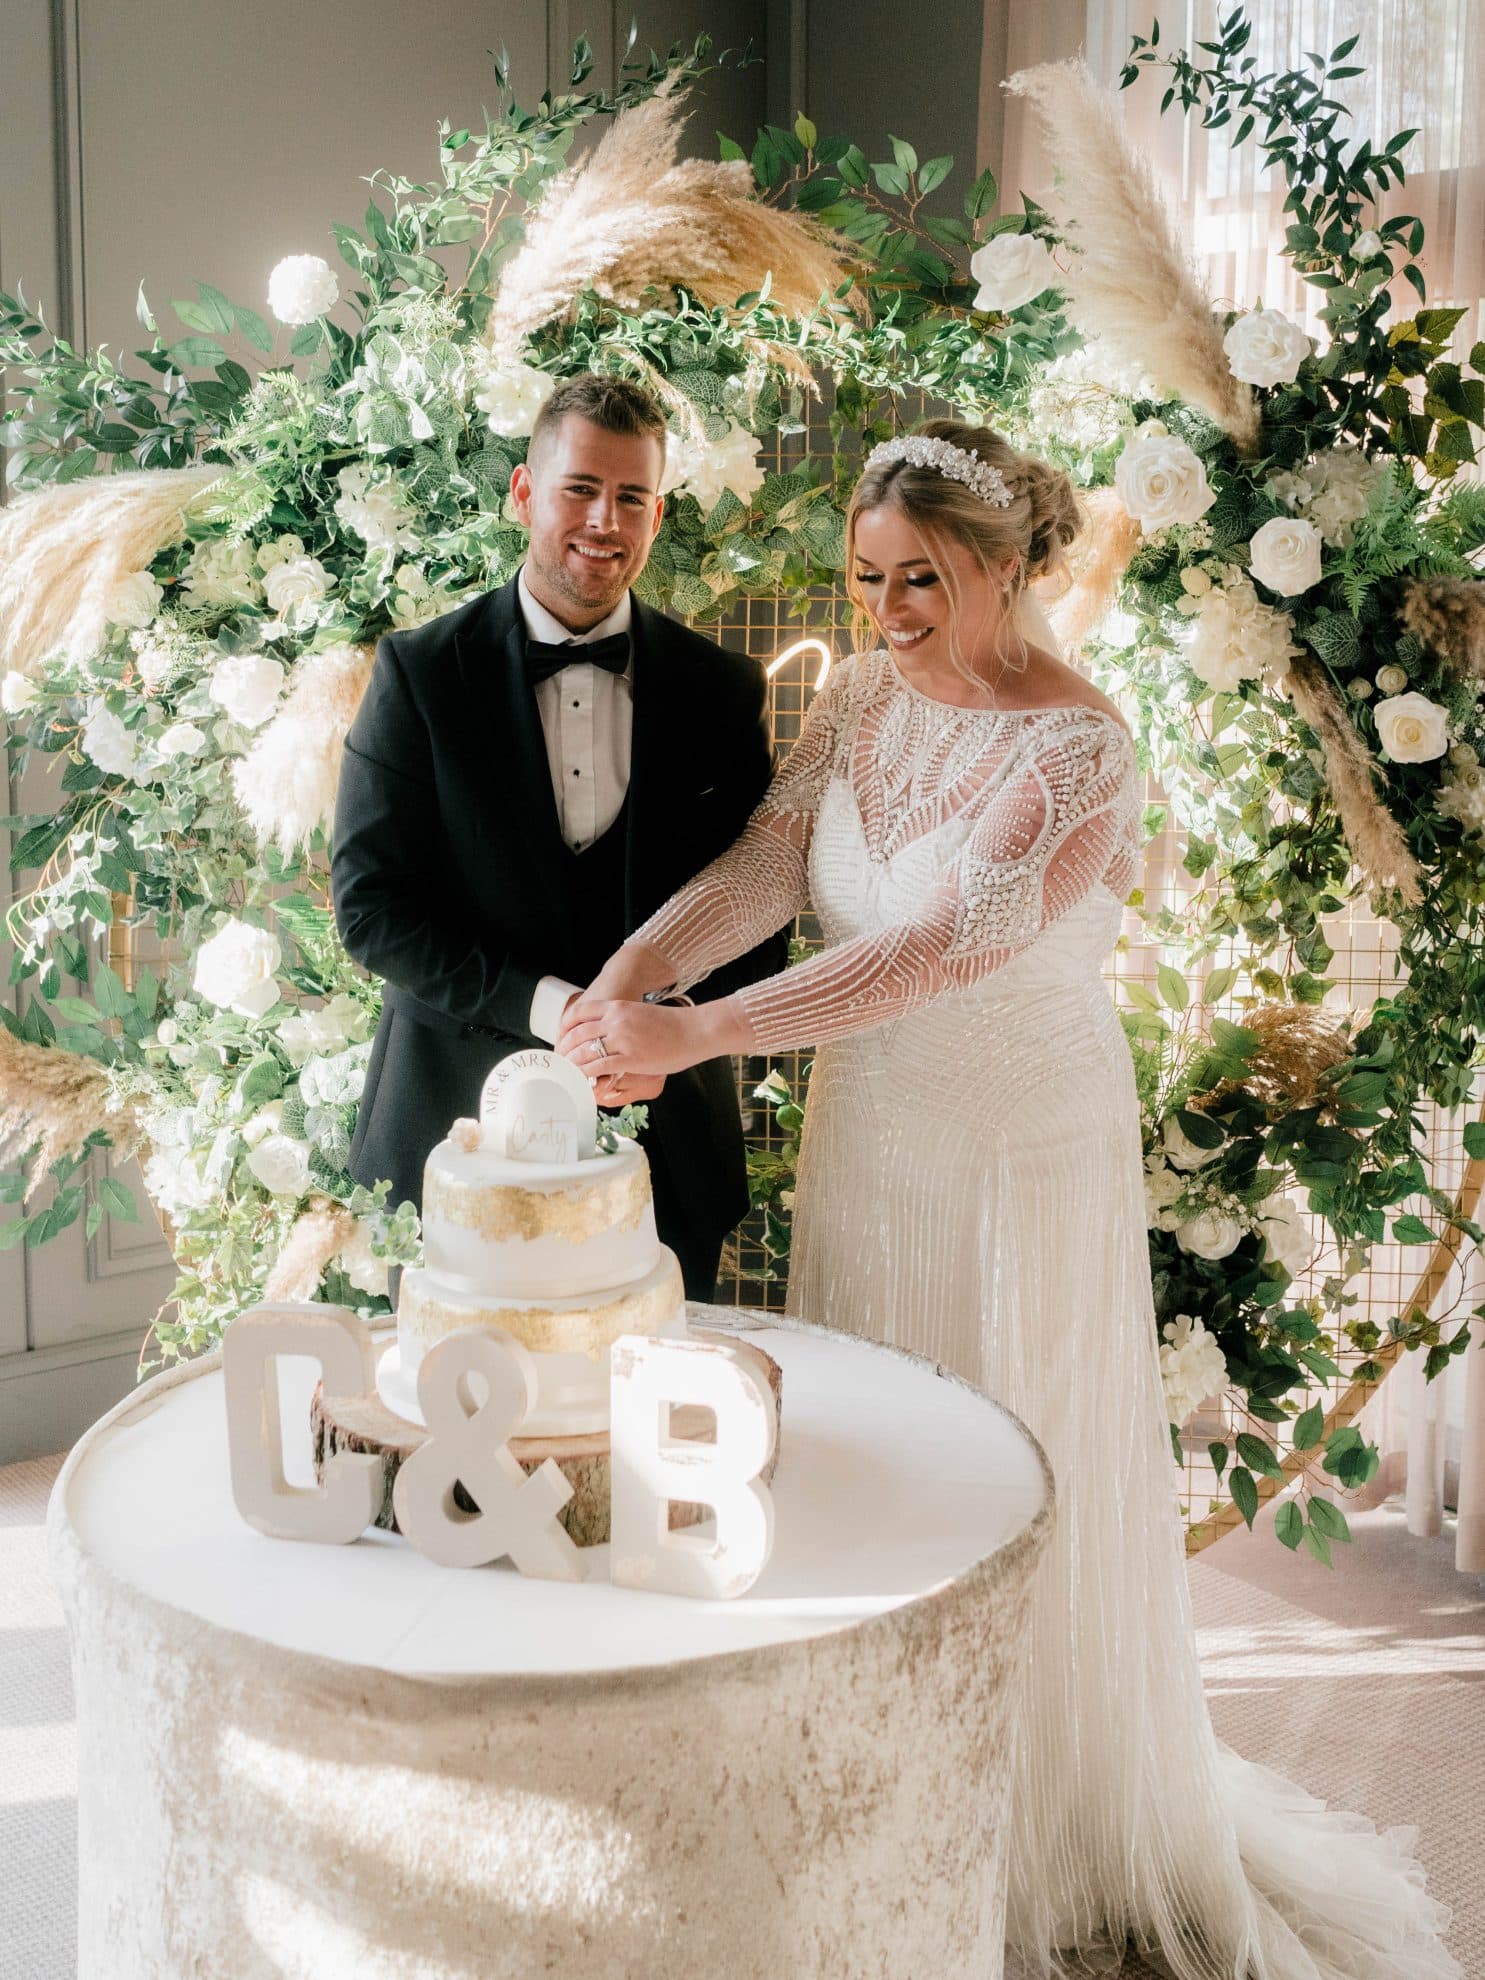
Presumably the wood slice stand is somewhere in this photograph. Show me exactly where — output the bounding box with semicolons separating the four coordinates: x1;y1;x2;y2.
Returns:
311;1330;783;1549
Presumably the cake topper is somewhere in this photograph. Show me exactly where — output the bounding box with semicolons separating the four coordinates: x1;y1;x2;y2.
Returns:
479;1048;599;1163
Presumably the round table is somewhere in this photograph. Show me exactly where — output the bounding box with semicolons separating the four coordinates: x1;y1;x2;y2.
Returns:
49;1309;1053;1980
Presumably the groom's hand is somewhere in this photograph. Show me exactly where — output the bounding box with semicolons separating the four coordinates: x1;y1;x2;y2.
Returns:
592;1070;666;1107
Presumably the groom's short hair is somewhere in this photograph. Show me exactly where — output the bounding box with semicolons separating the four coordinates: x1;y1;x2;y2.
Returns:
528;372;667;465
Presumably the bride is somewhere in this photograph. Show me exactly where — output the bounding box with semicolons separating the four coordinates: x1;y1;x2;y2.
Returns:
556;420;1457;1980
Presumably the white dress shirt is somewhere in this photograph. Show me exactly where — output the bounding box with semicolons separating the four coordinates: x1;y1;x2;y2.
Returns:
518;566;632;1040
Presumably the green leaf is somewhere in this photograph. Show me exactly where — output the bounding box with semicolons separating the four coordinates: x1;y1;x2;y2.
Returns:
1230;1466;1260;1529
1203;966;1237;1004
1306;1496;1351;1542
964;166;997;219
93;963;133;1020
1301;1523;1334;1567
1275;1499;1304;1548
1293;1402;1326;1450
51;996;100;1026
717;133;745;162
794;113;817;150
1235;1432;1284;1479
890;135;918;175
1208;1439;1229;1481
917;154;953;195
1157;963;1189;1011
97;1176;139;1224
233;305;274;353
870;160;911;198
290;321;323;357
1463;1122;1485;1160
1391;1213;1433;1246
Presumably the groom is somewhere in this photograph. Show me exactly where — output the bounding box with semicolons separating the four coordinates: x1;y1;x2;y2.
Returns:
332;372;787;1297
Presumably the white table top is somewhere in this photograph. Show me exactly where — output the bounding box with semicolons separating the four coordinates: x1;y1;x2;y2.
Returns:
58;1312;1049;1679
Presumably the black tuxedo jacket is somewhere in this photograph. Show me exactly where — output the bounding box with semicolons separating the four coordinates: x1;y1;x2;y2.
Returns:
331;573;788;1251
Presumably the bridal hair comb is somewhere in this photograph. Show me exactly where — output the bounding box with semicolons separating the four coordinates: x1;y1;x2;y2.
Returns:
864;435;1014;508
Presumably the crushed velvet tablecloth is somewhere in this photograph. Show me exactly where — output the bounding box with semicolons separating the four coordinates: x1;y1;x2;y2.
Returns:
49;1309;1052;1980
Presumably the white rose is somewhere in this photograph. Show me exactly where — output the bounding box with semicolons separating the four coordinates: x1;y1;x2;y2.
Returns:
1374;691;1449;764
256;533;306;573
1175;1205;1244;1260
106;570;163;630
1256;1194;1317;1279
1374;664;1409;695
80;700;140;778
208;652;285;729
1114;423;1216;533
472;360;556;438
245;1133;312;1198
1347;676;1374;699
338;1220;389;1298
969;232;1058;313
2;671;40;715
1162;1114;1223;1172
181;537;263;608
261;555;331;617
156;720;207;757
1449;742;1479;767
1353;230;1384;261
1248;515;1323;596
193;917;282;1019
154;1018;179;1047
1222;307;1310;388
1143;1156;1186;1222
267;253;339;326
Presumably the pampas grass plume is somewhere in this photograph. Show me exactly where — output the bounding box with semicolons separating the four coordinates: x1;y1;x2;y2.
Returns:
233;644;374;856
0;1029;140;1198
1044;487;1143;654
487;85;853;359
1286;652;1423;905
1401;577;1485;680
0;464;223;677
1006;61;1259;456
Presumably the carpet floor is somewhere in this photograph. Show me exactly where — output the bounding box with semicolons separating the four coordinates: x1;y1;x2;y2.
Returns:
3;1457;1480;1980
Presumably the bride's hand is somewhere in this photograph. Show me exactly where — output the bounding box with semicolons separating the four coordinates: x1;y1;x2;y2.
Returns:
570;940;676;1022
559;996;748;1083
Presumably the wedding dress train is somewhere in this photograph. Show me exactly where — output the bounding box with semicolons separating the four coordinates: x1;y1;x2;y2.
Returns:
637;646;1458;1979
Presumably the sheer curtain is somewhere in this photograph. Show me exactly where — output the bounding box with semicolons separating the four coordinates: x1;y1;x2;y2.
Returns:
985;1;1485;1569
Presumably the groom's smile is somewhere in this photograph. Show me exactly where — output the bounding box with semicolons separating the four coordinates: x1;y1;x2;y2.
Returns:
510;411;665;631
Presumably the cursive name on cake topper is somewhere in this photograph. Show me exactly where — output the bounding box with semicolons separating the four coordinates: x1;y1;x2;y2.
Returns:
479;1048;598;1164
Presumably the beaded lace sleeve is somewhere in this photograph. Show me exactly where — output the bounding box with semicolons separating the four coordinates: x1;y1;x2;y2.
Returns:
733;712;1137;1054
631;664;849;989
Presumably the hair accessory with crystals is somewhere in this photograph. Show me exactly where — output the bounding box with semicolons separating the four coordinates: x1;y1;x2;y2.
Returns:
864;435;1014;508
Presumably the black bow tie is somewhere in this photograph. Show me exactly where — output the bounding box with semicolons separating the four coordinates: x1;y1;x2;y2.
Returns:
524;632;630;685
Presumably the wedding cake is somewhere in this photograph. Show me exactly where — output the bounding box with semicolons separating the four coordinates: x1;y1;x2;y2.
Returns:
376;1050;686;1436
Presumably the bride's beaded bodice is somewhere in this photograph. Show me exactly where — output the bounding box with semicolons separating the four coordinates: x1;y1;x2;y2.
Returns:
637;650;1139;1053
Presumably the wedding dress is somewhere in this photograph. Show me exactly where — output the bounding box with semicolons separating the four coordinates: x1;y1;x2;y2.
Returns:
635;640;1458;1980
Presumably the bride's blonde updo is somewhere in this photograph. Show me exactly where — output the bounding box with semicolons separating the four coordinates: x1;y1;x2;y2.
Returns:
845;418;1084;682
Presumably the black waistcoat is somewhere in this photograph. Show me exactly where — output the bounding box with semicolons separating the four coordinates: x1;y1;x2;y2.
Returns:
562;796;630;985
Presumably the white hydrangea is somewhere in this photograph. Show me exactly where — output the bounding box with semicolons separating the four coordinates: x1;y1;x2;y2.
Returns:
1177;566;1299;692
1160;1314;1230;1425
208;652;285;729
142;1142;218;1223
663;419;765;514
267;254;339;326
334;463;420;552
298;1043;370;1109
80;700;140;778
105;571;164;630
181;537;263;608
472;359;556;437
193;917;282;1019
1266;445;1384;549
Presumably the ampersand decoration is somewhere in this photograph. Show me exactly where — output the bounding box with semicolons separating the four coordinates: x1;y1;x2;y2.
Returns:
391;1325;587;1580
